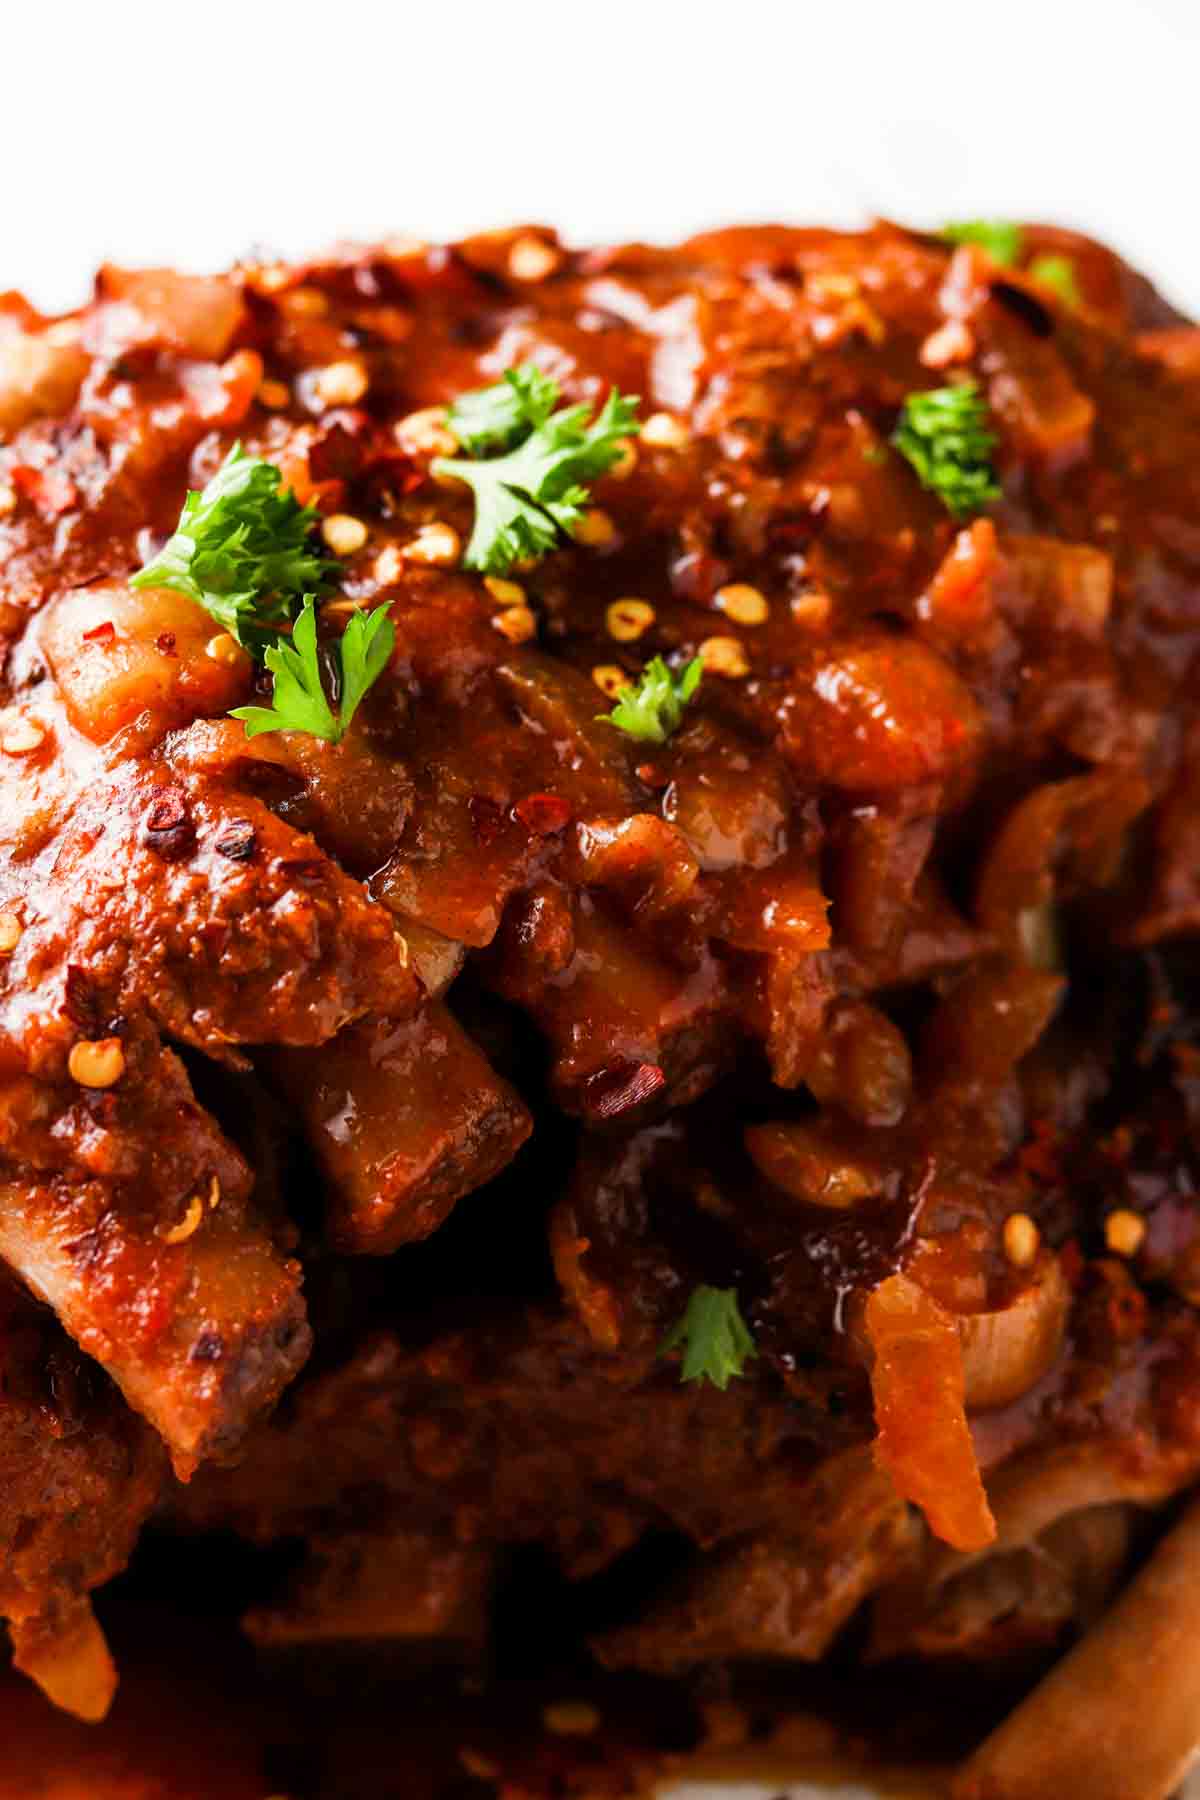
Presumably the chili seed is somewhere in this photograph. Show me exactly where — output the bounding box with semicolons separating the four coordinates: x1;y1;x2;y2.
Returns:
321;513;369;556
404;522;461;566
606;598;655;642
1105;1210;1146;1258
492;604;536;644
0;714;45;755
715;583;769;626
394;407;459;458
572;508;617;549
68;1037;126;1090
698;635;750;678
1002;1213;1040;1269
591;663;628;699
508;236;563;283
206;633;245;667
312;360;368;409
484;576;526;607
640;411;690;450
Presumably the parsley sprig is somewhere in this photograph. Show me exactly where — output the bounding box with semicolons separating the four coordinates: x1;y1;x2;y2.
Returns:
598;654;702;745
447;364;560;456
661;1286;757;1391
132;444;335;647
231;598;394;745
434;366;639;575
138;445;393;741
892;380;1001;519
941;220;1023;266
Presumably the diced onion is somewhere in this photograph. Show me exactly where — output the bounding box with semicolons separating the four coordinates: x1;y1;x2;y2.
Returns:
958;1252;1069;1411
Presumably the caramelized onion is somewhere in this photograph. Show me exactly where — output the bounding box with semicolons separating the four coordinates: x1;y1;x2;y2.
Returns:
805;999;913;1128
975;772;1150;962
865;1273;996;1553
958;1252;1069;1411
921;961;1065;1089
745;1118;883;1209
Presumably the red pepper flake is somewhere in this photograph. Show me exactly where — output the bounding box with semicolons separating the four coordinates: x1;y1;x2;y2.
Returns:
145;792;188;832
9;464;77;517
142;787;194;861
214;821;257;862
63;964;100;1032
307;415;368;483
513;792;571;835
82;620;115;645
155;631;178;657
363;451;425;515
582;1058;667;1121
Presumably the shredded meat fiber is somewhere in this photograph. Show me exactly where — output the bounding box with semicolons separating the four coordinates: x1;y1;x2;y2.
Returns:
1;220;1199;1797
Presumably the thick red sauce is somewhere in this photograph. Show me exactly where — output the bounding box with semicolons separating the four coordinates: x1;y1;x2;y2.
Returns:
0;219;1197;1785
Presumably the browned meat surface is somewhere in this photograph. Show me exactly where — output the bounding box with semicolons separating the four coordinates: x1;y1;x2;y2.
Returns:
0;1275;163;1720
0;1029;310;1475
243;1529;494;1660
0;219;1198;1794
268;1003;531;1252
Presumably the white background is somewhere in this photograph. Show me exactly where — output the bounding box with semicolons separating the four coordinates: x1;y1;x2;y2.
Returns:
4;0;1198;315
5;4;1197;1795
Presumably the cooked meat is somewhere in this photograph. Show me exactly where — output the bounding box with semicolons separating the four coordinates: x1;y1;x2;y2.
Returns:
593;1450;919;1672
243;1528;494;1661
176;1307;843;1571
0;1025;310;1475
268;1003;531;1253
0;217;1198;1795
869;1501;1133;1664
0;1275;164;1719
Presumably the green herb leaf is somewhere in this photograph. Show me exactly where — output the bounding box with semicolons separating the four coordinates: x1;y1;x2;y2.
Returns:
1028;253;1081;309
892;380;1001;519
132;444;335;647
597;655;702;745
335;603;397;728
447;364;560;455
434;368;640;575
661;1286;757;1391
231;599;394;744
941;220;1024;266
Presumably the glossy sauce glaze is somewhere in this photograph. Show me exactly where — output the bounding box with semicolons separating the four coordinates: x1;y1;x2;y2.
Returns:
0;220;1197;1782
